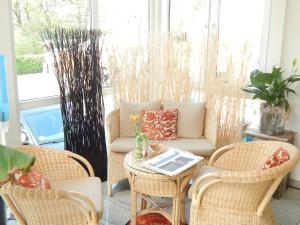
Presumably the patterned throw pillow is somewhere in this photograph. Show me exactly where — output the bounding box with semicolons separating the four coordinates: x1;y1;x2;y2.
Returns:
126;213;186;225
262;147;290;169
14;168;51;189
141;109;178;140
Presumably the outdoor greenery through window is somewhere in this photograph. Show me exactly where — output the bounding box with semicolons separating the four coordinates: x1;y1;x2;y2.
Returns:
12;0;90;100
12;0;149;100
13;0;90;75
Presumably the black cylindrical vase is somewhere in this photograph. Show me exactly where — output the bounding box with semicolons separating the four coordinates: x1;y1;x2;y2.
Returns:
0;197;6;225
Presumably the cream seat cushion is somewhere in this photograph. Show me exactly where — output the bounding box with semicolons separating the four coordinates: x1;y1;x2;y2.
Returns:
188;166;220;199
51;177;102;218
120;100;161;137
165;139;214;156
163;101;206;138
110;137;214;157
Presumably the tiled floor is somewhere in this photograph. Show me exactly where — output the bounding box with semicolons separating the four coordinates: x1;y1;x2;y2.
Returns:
6;180;300;225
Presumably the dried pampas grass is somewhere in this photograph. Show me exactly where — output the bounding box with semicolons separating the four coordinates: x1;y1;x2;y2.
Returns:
108;34;252;147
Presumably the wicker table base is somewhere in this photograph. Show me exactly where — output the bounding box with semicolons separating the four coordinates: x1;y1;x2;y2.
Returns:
124;152;197;225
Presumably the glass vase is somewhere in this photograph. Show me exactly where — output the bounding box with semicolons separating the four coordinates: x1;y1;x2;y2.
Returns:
134;140;143;160
134;148;143;160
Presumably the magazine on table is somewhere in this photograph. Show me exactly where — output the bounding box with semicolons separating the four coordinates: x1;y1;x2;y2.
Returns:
142;148;203;176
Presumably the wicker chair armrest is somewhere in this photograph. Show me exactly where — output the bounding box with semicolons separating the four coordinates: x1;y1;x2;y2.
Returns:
65;191;98;221
208;144;235;166
191;173;222;206
191;172;284;216
63;151;95;177
1;184;98;224
106;108;120;144
0;192;26;225
216;166;288;184
256;175;284;216
203;108;219;149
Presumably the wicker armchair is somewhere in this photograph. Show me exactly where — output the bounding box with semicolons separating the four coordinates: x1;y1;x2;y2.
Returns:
0;145;102;225
190;141;300;225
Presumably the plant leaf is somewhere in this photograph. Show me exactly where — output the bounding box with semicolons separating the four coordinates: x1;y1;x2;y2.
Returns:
283;99;289;112
271;66;283;82
242;87;259;94
289;77;300;83
255;73;274;85
0;145;35;181
250;70;266;87
286;88;296;95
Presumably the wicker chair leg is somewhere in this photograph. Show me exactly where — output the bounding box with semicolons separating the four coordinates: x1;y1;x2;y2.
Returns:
172;195;181;225
141;195;147;210
180;200;185;224
131;190;137;225
107;182;113;197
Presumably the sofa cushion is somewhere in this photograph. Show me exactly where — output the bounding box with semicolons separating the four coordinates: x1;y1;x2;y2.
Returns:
262;147;289;169
110;137;214;157
110;138;136;153
120;100;161;137
14;168;51;190
51;177;102;218
165;138;214;157
188;166;220;199
163;101;206;138
141;109;178;140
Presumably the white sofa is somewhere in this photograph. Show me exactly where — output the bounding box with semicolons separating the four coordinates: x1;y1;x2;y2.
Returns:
106;101;219;196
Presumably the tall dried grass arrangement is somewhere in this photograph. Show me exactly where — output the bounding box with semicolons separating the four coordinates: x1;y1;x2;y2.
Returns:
41;28;107;180
203;34;251;146
108;33;251;147
108;35;200;106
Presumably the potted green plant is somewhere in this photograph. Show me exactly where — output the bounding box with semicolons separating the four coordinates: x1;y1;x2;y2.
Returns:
242;59;300;135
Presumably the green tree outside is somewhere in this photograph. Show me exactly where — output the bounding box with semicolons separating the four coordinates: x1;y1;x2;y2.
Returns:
12;0;89;75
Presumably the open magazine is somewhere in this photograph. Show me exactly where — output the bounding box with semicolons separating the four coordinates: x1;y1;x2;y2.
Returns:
142;148;203;176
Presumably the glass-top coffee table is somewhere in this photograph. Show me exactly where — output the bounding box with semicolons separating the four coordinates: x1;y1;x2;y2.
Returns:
124;151;198;225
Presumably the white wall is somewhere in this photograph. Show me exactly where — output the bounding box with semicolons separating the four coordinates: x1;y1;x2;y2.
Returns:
281;0;300;183
0;0;21;146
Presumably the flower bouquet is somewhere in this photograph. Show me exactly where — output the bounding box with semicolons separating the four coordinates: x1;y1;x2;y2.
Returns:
130;115;149;160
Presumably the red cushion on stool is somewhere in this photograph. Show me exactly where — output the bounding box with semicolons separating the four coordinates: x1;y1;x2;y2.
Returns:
126;213;186;225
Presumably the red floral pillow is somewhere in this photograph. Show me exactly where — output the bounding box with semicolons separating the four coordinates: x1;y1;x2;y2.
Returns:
126;213;186;225
262;147;290;169
141;109;178;140
14;168;51;190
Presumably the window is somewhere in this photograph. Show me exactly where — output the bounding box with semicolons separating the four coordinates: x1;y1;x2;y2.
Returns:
170;0;210;42
170;0;267;73
12;0;149;101
12;0;90;101
216;0;266;128
98;0;149;89
99;0;149;49
217;0;266;76
5;0;274;146
170;0;211;83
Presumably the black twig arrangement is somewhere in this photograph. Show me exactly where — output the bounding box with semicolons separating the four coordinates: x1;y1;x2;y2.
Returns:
41;28;107;181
